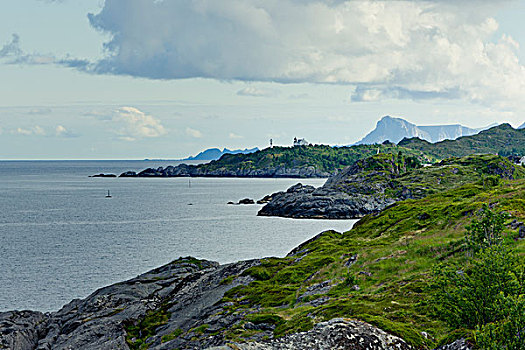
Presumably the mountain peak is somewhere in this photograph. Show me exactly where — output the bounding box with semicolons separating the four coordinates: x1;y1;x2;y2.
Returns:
356;116;486;145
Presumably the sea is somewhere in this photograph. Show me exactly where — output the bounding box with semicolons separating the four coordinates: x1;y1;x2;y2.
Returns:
0;160;356;312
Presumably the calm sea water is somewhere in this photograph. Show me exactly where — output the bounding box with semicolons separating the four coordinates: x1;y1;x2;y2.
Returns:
0;160;356;312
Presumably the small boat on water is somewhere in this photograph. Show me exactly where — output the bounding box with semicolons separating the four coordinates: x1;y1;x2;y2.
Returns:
106;190;112;198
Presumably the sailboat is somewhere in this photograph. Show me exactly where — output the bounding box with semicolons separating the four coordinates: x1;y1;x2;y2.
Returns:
106;190;112;198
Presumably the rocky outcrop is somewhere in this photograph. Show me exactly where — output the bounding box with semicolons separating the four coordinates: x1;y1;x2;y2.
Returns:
0;311;46;350
0;254;472;350
258;183;397;219
89;173;117;178
258;154;525;219
0;258;258;350
207;318;412;350
116;164;331;178
258;154;412;219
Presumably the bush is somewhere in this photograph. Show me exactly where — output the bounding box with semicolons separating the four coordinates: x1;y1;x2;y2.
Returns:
464;204;507;252
432;206;525;349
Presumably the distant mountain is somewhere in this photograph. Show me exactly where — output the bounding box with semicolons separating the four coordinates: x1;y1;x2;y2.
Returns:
356;116;485;145
519;122;525;129
398;123;525;158
181;147;259;161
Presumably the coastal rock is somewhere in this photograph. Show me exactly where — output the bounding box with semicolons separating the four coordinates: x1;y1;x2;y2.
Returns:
256;194;273;204
0;257;258;350
0;311;46;350
89;173;117;178
257;156;404;219
258;154;524;219
118;164;331;178
238;198;255;205
206;318;412;350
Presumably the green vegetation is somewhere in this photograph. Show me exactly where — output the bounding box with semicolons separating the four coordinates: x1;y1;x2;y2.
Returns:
329;153;525;206
433;207;525;349
219;176;525;348
179;124;525;178
124;306;171;350
398;124;525;159
195;143;431;175
123;153;525;349
161;328;183;343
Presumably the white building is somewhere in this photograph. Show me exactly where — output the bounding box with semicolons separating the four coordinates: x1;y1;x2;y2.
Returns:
293;137;309;147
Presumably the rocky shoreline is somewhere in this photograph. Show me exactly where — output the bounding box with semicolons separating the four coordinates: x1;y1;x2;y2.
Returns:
92;164;332;178
0;250;470;350
257;154;524;220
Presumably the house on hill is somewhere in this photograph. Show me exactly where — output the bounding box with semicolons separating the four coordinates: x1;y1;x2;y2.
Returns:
293;137;309;147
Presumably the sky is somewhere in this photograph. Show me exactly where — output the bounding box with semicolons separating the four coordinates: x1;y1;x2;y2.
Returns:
0;0;524;159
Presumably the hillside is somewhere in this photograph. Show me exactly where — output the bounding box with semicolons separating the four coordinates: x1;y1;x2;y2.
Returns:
258;153;525;218
109;123;523;179
119;143;431;178
398;123;525;158
356;115;481;145
7;174;524;349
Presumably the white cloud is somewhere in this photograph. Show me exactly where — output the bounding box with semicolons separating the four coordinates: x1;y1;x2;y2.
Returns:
82;0;524;111
55;125;78;137
186;127;203;138
114;107;167;140
15;126;46;136
237;86;279;97
229;132;244;139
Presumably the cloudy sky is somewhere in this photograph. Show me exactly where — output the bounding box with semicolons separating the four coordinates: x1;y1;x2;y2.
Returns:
1;0;524;159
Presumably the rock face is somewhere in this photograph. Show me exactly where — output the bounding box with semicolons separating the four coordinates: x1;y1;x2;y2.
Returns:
0;254;471;350
258;154;524;219
0;311;46;350
207;318;412;350
258;155;411;219
0;258;258;350
258;182;397;219
118;164;330;178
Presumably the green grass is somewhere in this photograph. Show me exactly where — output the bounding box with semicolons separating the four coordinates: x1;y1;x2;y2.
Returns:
399;124;525;159
122;155;525;349
217;178;525;348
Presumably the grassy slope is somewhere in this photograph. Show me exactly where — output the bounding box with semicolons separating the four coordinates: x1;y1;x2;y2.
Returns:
195;143;432;174
328;153;524;202
125;156;525;349
220;178;525;349
398;124;525;159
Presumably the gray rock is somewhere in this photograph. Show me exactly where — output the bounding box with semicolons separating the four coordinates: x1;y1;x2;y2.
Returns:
0;311;46;350
434;338;472;350
238;198;255;205
0;257;258;350
205;318;412;350
119;164;332;179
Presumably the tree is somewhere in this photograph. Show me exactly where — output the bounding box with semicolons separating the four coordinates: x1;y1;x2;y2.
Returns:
464;204;507;252
432;205;524;349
